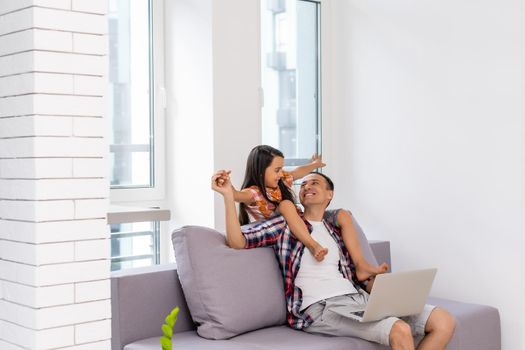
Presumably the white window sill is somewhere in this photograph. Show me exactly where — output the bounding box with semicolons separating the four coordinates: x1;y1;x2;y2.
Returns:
107;205;171;225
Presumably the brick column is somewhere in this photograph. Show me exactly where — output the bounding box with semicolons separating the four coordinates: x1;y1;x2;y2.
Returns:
0;1;110;349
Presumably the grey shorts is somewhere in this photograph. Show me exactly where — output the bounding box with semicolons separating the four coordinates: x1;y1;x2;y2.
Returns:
303;292;436;346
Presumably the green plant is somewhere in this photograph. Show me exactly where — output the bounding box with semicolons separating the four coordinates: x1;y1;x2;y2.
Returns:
160;306;179;350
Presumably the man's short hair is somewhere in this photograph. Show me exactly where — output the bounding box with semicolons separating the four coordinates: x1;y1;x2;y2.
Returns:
309;171;334;191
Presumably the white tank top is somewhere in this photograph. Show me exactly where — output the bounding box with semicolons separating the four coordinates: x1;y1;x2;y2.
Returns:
295;221;357;311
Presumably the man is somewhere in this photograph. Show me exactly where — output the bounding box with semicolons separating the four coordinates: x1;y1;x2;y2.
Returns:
212;171;456;350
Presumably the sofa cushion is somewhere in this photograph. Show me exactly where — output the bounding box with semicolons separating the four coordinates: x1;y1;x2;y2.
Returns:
172;226;286;340
123;327;390;350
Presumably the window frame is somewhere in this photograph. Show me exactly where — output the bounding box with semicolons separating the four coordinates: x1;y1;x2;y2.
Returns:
110;0;166;203
260;0;323;167
288;0;322;167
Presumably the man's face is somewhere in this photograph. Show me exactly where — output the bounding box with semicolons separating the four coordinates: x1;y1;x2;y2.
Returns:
299;173;333;208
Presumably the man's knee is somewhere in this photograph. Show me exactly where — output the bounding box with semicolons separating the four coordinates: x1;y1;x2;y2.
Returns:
427;308;456;336
390;320;413;346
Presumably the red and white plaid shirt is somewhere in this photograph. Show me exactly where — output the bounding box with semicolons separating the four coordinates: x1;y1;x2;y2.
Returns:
240;209;364;330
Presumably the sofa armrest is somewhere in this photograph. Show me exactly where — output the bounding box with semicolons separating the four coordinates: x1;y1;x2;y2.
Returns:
111;264;194;350
369;240;391;272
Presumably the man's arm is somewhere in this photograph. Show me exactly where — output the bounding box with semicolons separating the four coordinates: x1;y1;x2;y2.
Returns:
289;154;326;180
212;172;246;248
212;171;284;249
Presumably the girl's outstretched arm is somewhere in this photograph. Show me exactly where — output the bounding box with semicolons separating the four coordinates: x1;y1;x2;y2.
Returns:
211;172;246;249
290;154;326;180
278;200;328;261
214;170;254;204
233;188;255;204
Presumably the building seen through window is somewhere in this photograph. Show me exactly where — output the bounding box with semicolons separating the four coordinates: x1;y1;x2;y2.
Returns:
261;0;321;166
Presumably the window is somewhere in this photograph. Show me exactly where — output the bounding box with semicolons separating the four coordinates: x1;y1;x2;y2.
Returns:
261;0;321;166
108;0;165;202
110;221;160;271
107;0;166;270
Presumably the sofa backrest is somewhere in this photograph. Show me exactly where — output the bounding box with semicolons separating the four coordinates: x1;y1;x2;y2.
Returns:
111;264;196;350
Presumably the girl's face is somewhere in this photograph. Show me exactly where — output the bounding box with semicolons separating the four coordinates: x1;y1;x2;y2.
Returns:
264;156;285;189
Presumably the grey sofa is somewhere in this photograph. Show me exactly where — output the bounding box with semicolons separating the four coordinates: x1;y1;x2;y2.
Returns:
111;225;501;350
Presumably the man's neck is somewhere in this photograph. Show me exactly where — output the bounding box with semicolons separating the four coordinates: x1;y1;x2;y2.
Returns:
303;204;326;222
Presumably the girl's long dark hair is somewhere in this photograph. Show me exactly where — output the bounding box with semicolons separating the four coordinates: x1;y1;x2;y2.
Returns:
239;145;296;225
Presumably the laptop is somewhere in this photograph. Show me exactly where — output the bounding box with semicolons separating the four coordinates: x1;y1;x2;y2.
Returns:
331;268;437;323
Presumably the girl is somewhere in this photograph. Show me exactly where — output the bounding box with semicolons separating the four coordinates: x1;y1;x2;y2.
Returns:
216;145;388;278
218;144;328;261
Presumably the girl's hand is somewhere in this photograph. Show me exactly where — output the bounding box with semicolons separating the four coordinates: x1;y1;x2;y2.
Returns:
211;170;233;197
215;170;231;187
290;154;326;179
311;154;326;168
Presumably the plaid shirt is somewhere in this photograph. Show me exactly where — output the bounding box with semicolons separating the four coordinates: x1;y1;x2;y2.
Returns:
240;209;363;329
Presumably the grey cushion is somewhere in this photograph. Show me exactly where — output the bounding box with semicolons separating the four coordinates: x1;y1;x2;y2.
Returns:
123;331;251;350
350;214;379;266
172;225;286;340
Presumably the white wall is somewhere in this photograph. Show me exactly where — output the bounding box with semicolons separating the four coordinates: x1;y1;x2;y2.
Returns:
0;2;111;349
327;1;525;349
212;0;262;231
164;0;215;254
164;0;261;238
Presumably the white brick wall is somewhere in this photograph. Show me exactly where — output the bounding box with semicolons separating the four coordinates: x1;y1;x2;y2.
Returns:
56;340;111;350
0;320;75;350
1;299;110;329
74;239;108;261
0;260;110;286
75;199;109;219
0;30;73;58
0;137;107;158
0;220;108;244
75;319;111;344
75;280;110;303
0;158;73;179
0;94;105;117
2;281;75;308
0;1;110;349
